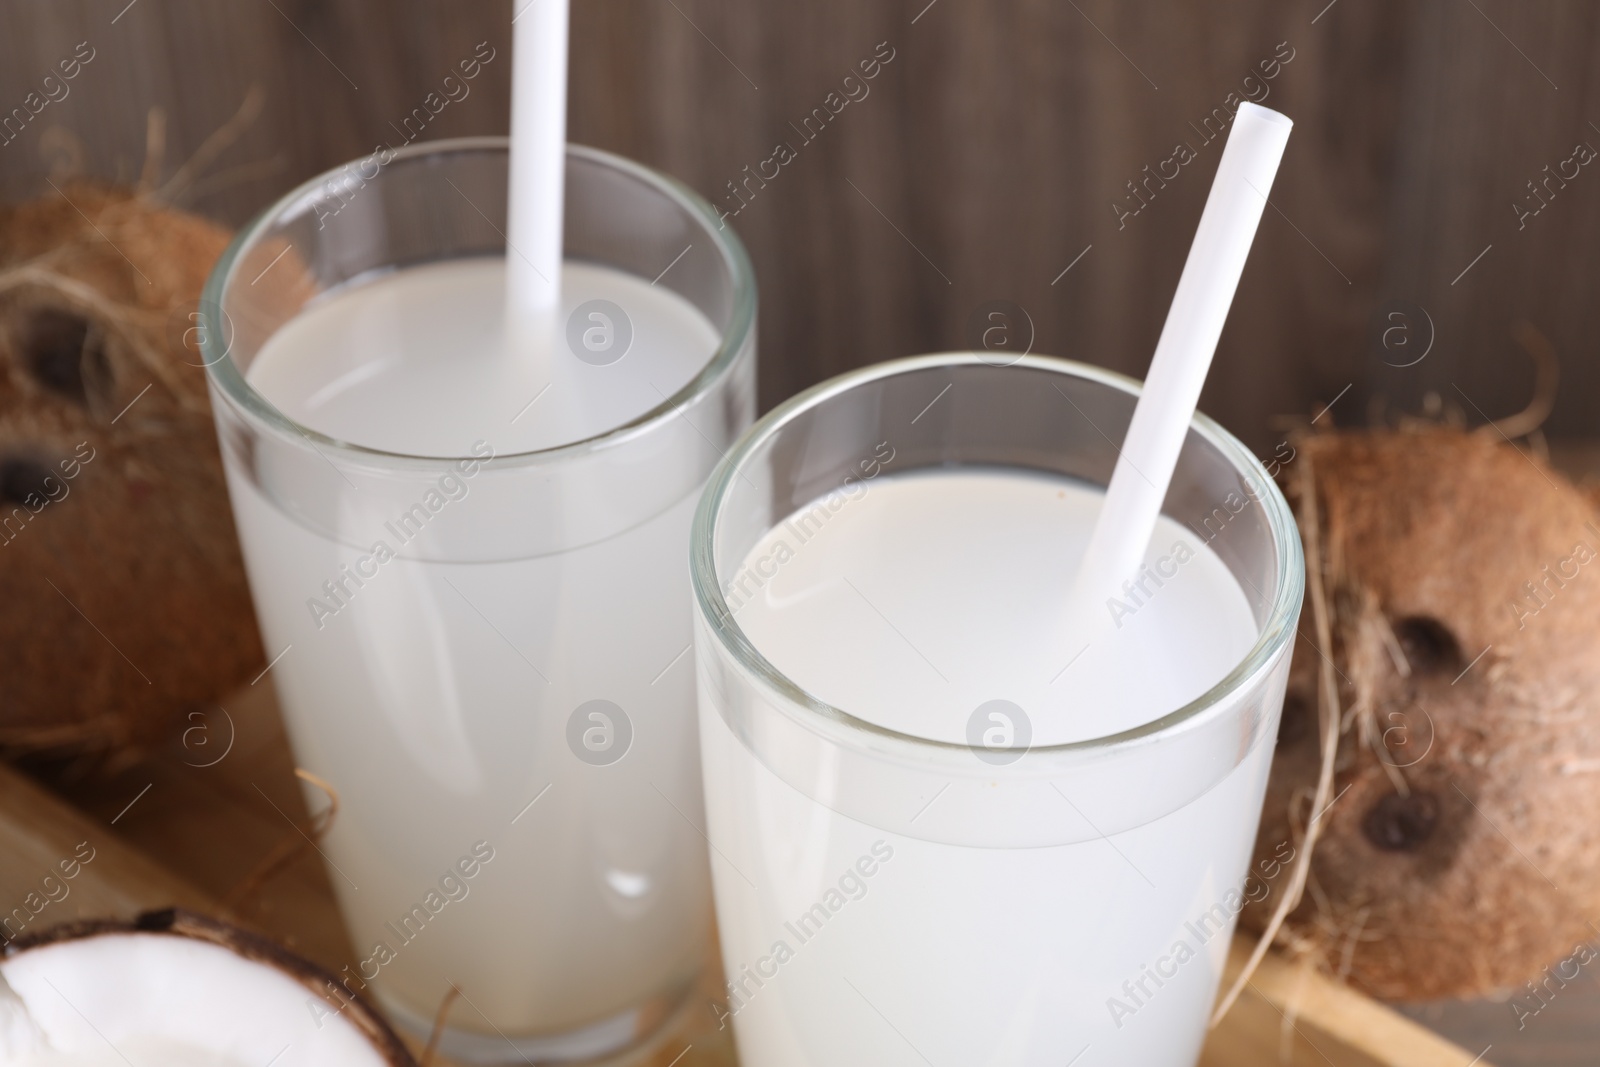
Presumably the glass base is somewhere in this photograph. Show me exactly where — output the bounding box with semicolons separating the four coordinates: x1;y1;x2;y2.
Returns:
378;978;697;1066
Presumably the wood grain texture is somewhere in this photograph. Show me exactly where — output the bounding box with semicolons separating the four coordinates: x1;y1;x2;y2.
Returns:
0;754;213;931
1203;936;1492;1067
2;0;1598;452
37;679;360;970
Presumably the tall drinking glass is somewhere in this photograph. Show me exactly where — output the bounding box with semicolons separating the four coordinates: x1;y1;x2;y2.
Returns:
202;139;756;1063
691;354;1302;1066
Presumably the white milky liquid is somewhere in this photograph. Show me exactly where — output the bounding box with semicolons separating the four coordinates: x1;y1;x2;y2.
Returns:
228;259;721;1039
250;258;711;455
700;469;1279;1066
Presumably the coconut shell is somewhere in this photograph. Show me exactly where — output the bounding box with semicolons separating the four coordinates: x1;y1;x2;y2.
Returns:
1241;427;1600;1001
0;183;261;762
5;908;417;1065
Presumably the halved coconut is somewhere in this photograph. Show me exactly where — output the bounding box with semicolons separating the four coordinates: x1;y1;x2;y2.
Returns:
0;909;416;1067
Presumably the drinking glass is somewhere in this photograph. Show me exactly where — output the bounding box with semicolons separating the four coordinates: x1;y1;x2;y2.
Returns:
202;138;756;1063
690;353;1302;1066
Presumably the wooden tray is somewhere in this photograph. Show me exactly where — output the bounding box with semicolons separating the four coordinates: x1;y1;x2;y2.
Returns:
0;680;1487;1067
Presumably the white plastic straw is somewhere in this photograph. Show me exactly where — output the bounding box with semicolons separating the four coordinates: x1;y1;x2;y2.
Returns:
1067;102;1292;639
506;0;570;362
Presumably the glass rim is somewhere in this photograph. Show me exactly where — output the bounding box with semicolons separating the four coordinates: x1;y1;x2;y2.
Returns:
200;136;758;467
689;352;1306;767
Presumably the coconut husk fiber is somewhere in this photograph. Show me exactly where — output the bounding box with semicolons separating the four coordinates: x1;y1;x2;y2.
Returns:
1235;363;1600;1004
0;149;263;765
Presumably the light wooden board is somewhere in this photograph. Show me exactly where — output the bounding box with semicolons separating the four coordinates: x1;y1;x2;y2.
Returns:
1201;939;1494;1067
1;680;1493;1067
0;751;212;927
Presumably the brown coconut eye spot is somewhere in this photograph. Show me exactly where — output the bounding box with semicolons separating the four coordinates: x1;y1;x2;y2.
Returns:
19;307;109;406
0;456;53;505
1392;615;1462;677
1362;790;1440;852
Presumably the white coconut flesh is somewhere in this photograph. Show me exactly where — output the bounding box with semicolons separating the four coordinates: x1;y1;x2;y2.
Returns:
0;931;396;1067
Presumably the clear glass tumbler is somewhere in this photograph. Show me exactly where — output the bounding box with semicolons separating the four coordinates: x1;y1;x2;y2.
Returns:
202;139;756;1063
691;354;1302;1066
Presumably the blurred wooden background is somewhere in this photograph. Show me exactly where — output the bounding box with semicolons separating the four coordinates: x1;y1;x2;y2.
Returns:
2;0;1598;451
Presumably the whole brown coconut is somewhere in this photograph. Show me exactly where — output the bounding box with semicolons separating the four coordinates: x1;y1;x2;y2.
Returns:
0;183;261;762
1240;426;1600;1001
